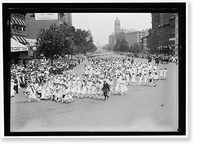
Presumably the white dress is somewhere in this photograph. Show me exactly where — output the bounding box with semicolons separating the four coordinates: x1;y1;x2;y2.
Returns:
144;75;148;84
81;84;87;95
40;86;47;99
160;70;164;78
139;75;143;85
87;82;92;95
91;84;96;95
115;79;121;93
27;86;38;100
163;70;167;78
77;81;82;94
121;80;128;92
131;74;136;83
125;74;130;84
10;82;15;97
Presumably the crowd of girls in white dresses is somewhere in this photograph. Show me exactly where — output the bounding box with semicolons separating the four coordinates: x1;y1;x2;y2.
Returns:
23;57;167;102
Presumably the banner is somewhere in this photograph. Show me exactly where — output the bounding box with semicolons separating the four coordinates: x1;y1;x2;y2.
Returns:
35;13;58;20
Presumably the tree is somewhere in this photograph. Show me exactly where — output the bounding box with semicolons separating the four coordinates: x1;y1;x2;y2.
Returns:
36;24;61;63
36;23;97;64
102;44;112;51
129;43;142;53
113;39;121;52
119;38;129;52
113;38;129;52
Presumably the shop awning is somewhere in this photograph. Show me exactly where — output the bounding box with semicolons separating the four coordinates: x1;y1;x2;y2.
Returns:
11;17;26;26
11;38;28;52
11;17;18;25
12;35;27;45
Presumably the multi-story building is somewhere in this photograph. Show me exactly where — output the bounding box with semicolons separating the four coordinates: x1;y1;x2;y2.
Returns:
151;13;175;54
147;29;153;53
125;31;147;46
175;13;179;55
109;33;115;50
25;13;72;39
10;13;29;64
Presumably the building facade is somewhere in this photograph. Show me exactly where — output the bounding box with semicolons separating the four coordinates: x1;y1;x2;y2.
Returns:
175;13;179;55
151;13;176;54
25;13;72;39
108;33;115;50
10;13;29;64
11;13;28;46
142;36;148;51
125;31;147;46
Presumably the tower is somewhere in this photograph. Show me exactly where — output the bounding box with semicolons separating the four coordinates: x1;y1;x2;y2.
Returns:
114;17;120;36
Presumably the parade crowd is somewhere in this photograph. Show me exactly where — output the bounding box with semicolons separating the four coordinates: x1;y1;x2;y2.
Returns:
10;54;168;103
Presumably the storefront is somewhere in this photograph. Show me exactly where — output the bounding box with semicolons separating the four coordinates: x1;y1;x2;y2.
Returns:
11;38;29;65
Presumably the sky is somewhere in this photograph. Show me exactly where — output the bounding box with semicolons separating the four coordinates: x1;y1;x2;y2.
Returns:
72;13;152;46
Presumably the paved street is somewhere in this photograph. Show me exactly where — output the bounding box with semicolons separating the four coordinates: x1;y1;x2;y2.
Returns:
11;53;178;132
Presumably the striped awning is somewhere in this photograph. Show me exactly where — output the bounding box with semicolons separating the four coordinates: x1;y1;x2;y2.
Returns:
12;35;28;44
22;20;26;26
12;17;18;24
11;17;26;26
11;38;28;52
15;18;23;26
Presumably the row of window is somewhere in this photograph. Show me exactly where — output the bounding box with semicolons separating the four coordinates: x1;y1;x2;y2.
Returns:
11;25;26;32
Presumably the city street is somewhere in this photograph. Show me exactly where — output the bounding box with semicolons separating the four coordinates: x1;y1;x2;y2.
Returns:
11;52;178;132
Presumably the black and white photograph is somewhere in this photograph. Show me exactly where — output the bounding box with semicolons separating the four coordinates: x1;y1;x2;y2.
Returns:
3;2;186;137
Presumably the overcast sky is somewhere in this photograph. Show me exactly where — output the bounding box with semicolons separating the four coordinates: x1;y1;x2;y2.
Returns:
72;13;152;46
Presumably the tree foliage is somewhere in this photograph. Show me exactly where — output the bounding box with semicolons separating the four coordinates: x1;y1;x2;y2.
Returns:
35;23;96;62
129;43;142;53
113;38;129;52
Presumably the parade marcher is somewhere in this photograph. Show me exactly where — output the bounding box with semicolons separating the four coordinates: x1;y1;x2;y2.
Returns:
91;81;97;99
139;73;144;86
13;78;19;94
163;67;167;80
81;81;87;98
115;76;121;95
10;79;15;97
131;72;136;85
147;72;153;86
121;78;128;95
26;83;40;102
153;72;159;87
76;79;82;98
143;73;148;86
102;80;110;100
159;68;164;80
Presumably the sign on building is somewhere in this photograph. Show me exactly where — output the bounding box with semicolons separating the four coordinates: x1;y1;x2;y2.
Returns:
11;47;28;52
35;13;58;20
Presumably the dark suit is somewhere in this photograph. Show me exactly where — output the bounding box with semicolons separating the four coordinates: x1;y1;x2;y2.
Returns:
102;82;110;100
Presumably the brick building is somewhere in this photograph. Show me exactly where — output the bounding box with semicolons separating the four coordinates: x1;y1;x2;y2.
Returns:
149;13;176;54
